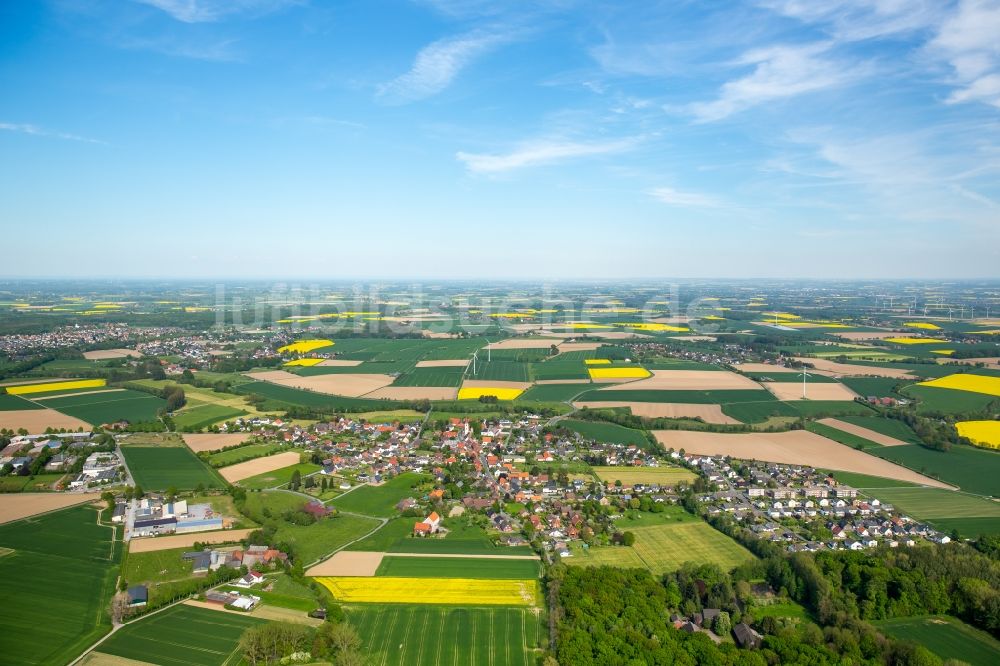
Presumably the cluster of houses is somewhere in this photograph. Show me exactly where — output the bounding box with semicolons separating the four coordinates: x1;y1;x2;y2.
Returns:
0;432;125;490
181;544;288;574
69;451;122;488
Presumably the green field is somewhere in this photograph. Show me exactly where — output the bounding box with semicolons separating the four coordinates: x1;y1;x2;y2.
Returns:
820;470;918;489
721;400;800;423
466;360;531;382
393;367;466;387
569;520;754;575
375;555;540;579
0;392;43;410
861;487;1000;519
0;472;66;492
234;380;400;411
328;472;429;517
835;415;922;444
172;402;246;430
43;389;167;425
869;444;1000;496
0;505;120;665
121;442;224;490
787;400;875;417
903;384;998;414
558;418;651;448
591;465;697;486
97;603;265;666
237;461;322;490
750;601;810;621
876;615;1000;666
218;573;317;612
517;383;592;402
347;604;542;666
806;421;882;450
206;442;283;467
530;358;590;381
350;519;533;556
123;545;196;589
838;377;911;399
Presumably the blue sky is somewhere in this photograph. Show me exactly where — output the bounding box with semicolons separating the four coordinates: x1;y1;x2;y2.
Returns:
1;0;999;279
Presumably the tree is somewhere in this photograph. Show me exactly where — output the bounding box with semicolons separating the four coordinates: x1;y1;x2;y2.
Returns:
134;484;144;499
622;531;636;546
714;610;732;636
289;470;302;491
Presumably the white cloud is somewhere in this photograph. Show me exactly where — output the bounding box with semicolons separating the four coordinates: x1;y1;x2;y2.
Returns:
134;0;300;23
758;0;943;41
456;137;637;174
377;31;513;103
930;0;1000;108
648;186;721;208
686;42;854;122
0;122;103;144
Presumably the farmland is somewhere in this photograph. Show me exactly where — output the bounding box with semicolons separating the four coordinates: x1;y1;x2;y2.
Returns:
591;465;697;486
859;487;1000;536
868;444;1000;496
236;461;322;489
0;505;120;665
569;519;754;575
328;472;429;517
374;556;541;579
875;615;1000;666
96;603;265;666
120;436;224;490
557;418;651;447
347;604;542;666
317;576;539;605
172;402;246;430
42;389;166;426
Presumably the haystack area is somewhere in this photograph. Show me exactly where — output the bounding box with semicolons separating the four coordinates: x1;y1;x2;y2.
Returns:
764;381;858;401
82;348;142;360
652;430;950;487
181;432;250;453
364;386;457;400
246;369;394;397
599;370;762;391
792;357;915;378
306;550;384;577
128;529;255;553
817;418;909;446
220;451;302;483
573;401;739;424
0;493;101;524
0;409;91;433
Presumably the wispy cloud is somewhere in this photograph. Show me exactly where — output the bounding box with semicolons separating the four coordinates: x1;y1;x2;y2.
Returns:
134;0;301;23
648;186;722;208
456;137;638;174
377;30;514;103
758;0;943;41
120;36;242;61
929;0;1000;109
686;42;856;122
0;122;104;144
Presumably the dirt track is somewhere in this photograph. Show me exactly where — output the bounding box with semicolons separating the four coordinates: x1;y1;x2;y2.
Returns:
652;430;951;487
220;451;302;482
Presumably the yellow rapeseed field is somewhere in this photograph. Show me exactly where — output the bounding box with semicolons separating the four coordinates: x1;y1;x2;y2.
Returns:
919;374;1000;397
884;337;949;345
584;359;611;365
588;367;651;380
904;322;941;330
764;312;800;320
956;421;1000;449
277;339;334;354
930;350;955;355
615;323;690;332
284;358;324;367
315;576;538;606
458;387;524;401
567;323;613;329
7;379;106;395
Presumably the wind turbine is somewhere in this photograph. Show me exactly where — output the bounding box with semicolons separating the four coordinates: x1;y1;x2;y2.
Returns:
801;366;812;399
471;350;479;376
482;339;492;363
